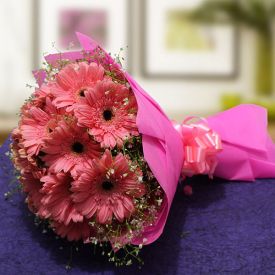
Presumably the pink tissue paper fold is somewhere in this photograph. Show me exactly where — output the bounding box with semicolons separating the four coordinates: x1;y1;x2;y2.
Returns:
207;104;275;181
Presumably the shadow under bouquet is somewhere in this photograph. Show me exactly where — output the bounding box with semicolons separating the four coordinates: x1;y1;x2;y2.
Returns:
9;32;275;267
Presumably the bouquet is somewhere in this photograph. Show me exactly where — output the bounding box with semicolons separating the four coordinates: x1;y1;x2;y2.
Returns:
10;32;275;266
10;33;183;266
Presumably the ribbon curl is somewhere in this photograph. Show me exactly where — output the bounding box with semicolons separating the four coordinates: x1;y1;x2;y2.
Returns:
174;117;222;179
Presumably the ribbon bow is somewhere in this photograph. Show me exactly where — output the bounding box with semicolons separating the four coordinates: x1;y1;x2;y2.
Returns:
174;117;222;179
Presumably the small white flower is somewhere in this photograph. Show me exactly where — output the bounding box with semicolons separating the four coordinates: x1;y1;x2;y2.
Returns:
109;169;115;174
114;242;121;249
126;259;132;266
89;221;95;227
156;198;163;206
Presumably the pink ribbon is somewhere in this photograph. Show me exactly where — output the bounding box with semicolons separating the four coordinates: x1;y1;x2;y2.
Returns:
174;117;222;179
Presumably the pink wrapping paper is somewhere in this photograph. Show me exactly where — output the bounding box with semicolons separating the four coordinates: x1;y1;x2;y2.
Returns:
207;104;275;181
33;32;275;245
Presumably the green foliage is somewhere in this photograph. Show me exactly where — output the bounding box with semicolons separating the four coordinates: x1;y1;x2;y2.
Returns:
220;94;275;121
255;34;273;95
192;0;275;94
189;0;275;36
250;99;275;121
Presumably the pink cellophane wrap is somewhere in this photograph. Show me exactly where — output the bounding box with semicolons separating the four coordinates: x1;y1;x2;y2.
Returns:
207;104;275;181
33;33;184;245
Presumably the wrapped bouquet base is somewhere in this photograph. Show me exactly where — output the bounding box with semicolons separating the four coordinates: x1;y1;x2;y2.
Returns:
176;104;275;181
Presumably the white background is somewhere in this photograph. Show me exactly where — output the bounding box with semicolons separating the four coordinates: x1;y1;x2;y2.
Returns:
0;0;260;122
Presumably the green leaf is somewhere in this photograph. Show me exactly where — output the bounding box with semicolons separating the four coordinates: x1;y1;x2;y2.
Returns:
189;0;273;35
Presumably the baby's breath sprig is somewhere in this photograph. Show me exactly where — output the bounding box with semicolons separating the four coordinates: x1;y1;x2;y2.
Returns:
40;46;127;86
23;93;35;105
113;47;127;67
106;242;145;267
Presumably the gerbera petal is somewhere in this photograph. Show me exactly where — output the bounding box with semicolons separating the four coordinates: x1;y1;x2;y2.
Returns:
52;219;91;242
97;205;112;224
122;196;135;214
87;62;104;82
103;133;116;149
40;173;83;225
56;65;76;90
113;199;125;222
74;196;98;218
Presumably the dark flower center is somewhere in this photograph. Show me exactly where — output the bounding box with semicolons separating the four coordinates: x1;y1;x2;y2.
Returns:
38;151;46;157
102;181;114;191
103;109;113;121
71;142;84;154
36;158;45;168
67;181;73;194
79;89;86;97
36;151;46;168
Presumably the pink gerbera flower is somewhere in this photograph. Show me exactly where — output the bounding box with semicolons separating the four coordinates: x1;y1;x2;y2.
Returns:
20;172;47;216
20;83;55;118
32;83;55;108
42;121;101;173
52;219;92;242
52;62;105;111
71;150;146;224
74;80;139;148
20;98;63;156
11;129;33;173
11;129;46;178
40;173;83;225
